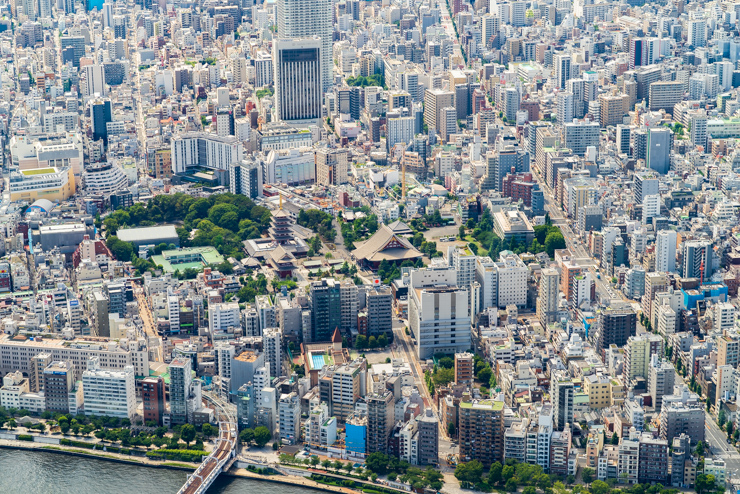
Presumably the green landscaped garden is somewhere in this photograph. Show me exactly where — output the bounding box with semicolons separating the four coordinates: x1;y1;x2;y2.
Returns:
21;168;55;176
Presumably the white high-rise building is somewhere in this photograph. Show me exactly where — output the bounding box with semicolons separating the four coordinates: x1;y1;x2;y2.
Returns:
642;195;660;225
277;0;333;92
278;392;301;444
495;254;528;308
253;366;271;404
448;246;477;292
171;133;243;174
714;303;735;333
688;18;707;48
386;115;415;151
38;0;51;18
475;256;497;313
556;92;574;124
83;65;107;97
209;302;241;333
481;14;500;49
714;61;734;92
408;262;471;359
537;268;560;326
82;357;136;419
102;2;113;27
215;343;235;397
167;291;180;333
510;1;526;27
263;328;283;379
690;111;708;151
655;230;677;273
273;38;323;122
254;52;273;88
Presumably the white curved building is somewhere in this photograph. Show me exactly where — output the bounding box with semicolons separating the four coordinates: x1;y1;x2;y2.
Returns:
84;163;129;195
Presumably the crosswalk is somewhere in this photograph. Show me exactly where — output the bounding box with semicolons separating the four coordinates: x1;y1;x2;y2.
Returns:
716;452;740;459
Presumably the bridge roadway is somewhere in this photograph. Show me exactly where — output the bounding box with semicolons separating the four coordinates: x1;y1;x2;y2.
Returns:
178;393;238;494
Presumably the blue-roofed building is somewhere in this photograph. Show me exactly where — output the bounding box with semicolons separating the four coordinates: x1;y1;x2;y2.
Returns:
27;199;53;214
682;283;728;310
88;0;104;11
345;412;367;458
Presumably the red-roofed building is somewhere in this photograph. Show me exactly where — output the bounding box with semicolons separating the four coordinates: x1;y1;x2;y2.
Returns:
72;235;113;268
502;172;536;207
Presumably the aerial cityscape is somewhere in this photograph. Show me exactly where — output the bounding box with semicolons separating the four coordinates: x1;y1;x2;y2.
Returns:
1;0;740;493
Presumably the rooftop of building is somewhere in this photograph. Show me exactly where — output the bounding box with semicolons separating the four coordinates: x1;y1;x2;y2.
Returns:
235;350;260;363
117;224;178;243
21;167;56;176
151;246;224;273
459;399;505;411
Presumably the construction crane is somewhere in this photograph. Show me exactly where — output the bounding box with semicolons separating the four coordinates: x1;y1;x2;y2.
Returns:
402;158;407;200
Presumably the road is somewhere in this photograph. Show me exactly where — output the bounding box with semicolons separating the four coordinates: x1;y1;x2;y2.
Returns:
391;319;448;442
134;286;162;362
391;319;464;494
532;167;630;305
704;412;740;477
439;0;464;66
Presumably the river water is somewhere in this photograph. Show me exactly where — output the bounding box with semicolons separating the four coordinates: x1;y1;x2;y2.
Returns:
0;449;314;494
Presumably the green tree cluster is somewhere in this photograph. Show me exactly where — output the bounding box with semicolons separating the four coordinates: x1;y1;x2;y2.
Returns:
363;452;442;488
533;224;567;257
376;258;420;285
423;209;450;226
255;87;274;99
474;354;497;389
236;272;268;303
239;426;271;447
103;193;270;260
298;209;336;242
457;459;557;491
340;214;379;249
346;73;386;89
354;333;388;350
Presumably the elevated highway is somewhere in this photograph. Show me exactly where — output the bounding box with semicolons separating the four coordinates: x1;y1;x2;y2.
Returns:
177;392;238;494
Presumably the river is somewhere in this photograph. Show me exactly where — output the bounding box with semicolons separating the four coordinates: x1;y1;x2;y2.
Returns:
0;449;315;494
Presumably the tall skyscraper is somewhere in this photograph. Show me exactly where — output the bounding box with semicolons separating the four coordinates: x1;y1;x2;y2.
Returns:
367;391;395;455
90;99;112;144
554;53;571;89
648;355;675;411
647;127;672;175
537;268;560;326
655;230;677;273
141;376;165;426
38;0;51;18
273;38;323;122
550;371;574;431
616;125;631;155
629;38;647;69
634;171;659;204
83;65;107;97
688;18;707;48
682;240;712;280
556;92;574;125
594;306;637;350
169;357;192;425
43;361;74;413
22;0;36;20
309;279;342;342
458;397;505;466
277;0;333;91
